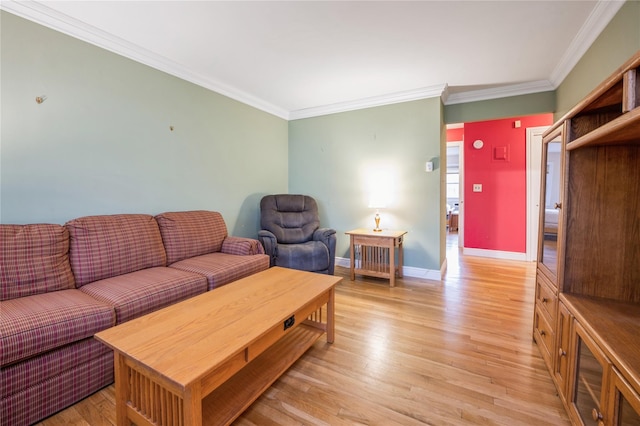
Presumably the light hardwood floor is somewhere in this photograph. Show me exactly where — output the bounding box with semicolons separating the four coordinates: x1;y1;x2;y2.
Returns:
36;234;570;425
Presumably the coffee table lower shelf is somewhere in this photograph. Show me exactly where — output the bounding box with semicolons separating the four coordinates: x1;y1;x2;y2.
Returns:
202;324;323;425
122;324;325;426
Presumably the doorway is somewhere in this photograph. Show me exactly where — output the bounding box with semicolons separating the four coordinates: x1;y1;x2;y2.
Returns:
446;141;463;248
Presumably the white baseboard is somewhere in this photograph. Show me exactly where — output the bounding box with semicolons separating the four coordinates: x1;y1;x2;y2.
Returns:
335;257;442;281
462;247;527;261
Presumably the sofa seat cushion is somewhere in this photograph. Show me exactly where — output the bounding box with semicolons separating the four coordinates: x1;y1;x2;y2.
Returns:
155;210;228;264
169;252;269;290
78;267;207;324
66;214;167;287
1;224;75;301
0;289;115;366
276;241;330;272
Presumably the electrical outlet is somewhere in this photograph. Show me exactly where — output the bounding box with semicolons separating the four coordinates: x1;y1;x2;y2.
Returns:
473;184;482;192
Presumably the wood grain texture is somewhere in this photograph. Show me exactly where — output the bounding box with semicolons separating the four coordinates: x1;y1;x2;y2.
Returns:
561;294;640;399
37;240;570;426
564;145;640;302
95;267;341;387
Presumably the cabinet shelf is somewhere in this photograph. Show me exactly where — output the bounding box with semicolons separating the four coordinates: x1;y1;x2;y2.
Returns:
561;294;640;394
566;107;640;150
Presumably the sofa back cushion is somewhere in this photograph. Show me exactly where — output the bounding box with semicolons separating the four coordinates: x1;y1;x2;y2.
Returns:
155;211;228;264
1;224;75;301
66;214;166;287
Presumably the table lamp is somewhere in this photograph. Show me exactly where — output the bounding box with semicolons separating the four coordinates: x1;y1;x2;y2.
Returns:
368;190;387;232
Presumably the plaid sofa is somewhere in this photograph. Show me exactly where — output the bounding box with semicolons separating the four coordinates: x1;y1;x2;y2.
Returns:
0;211;269;425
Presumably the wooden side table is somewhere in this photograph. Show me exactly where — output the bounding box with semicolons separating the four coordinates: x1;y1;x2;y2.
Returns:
345;229;407;287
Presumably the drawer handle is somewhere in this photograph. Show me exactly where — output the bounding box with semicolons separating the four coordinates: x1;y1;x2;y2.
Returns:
540;330;546;336
541;297;548;303
283;315;295;330
591;408;603;422
558;348;566;357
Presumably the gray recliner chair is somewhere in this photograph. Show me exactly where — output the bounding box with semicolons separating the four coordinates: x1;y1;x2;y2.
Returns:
258;194;336;275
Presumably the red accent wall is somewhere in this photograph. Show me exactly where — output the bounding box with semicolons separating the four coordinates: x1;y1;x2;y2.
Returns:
447;127;464;142
464;114;553;253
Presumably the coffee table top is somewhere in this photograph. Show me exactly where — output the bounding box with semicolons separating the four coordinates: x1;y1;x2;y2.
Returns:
95;267;341;388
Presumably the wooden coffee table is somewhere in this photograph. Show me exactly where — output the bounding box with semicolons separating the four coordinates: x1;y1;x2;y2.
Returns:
95;267;341;426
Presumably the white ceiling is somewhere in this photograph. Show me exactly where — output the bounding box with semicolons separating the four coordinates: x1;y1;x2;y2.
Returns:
2;1;625;119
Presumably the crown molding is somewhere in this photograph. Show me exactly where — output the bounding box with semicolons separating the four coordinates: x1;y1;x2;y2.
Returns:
288;84;447;120
1;0;623;120
549;0;626;87
0;0;290;119
444;80;555;105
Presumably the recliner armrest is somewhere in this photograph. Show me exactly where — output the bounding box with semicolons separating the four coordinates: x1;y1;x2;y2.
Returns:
221;236;265;256
313;228;337;275
313;228;336;243
258;230;278;266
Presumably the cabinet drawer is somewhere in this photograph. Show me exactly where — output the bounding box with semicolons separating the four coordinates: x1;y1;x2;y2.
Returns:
535;275;558;324
534;306;555;371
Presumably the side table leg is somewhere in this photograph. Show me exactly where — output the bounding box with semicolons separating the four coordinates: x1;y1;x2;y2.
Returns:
389;242;396;287
349;235;355;281
398;237;404;278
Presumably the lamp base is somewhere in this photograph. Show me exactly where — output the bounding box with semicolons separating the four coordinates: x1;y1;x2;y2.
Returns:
373;211;382;232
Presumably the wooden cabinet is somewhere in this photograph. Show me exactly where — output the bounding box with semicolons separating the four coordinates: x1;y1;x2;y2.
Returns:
554;300;573;403
608;368;640;426
534;51;640;424
537;125;565;286
568;321;610;426
533;273;558;374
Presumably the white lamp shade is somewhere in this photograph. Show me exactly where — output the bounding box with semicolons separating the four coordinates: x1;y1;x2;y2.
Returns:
368;170;391;208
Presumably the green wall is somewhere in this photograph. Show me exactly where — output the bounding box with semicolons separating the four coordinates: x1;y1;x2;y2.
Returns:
3;1;638;272
555;0;640;118
289;98;444;271
444;91;555;124
0;12;288;236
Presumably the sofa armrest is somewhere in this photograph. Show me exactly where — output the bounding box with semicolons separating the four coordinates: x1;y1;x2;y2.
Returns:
258;230;277;266
221;237;265;256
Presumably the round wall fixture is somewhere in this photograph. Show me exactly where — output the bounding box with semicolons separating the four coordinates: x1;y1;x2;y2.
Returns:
473;139;484;149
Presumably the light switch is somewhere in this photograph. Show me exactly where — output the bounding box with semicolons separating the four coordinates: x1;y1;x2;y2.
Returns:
425;161;433;172
473;184;482;192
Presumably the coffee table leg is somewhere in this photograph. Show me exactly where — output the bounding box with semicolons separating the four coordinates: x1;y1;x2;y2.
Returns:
326;287;335;343
114;352;129;426
183;384;203;425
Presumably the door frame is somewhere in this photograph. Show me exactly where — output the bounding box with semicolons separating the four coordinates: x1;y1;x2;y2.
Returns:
446;141;464;247
526;126;549;261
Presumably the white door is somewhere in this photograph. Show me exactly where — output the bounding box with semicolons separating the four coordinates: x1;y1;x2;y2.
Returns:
526;126;549;261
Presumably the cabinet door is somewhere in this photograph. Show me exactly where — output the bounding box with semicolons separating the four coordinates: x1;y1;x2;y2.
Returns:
608;368;640;426
554;301;572;403
537;125;565;286
569;322;610;426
